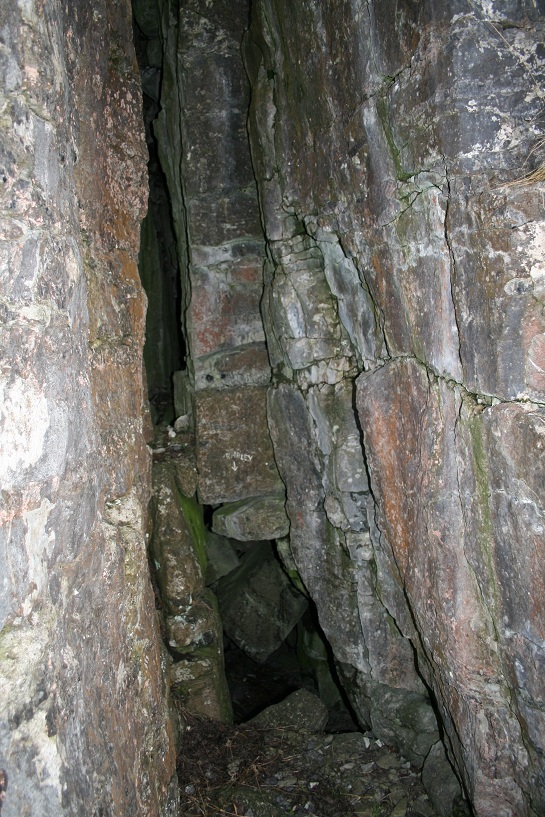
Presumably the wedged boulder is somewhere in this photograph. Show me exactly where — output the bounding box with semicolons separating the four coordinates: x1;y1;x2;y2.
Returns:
151;461;204;611
363;682;439;768
151;456;232;723
212;493;289;541
215;541;308;663
195;386;283;504
204;531;240;585
250;689;328;732
422;742;467;817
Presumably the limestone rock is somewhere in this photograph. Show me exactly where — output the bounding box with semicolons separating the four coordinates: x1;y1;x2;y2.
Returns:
215;542;308;663
212;493;289;541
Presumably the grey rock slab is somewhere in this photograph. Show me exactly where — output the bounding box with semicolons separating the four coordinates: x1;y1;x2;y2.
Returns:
204;531;240;585
250;689;328;732
215;541;308;663
212;493;289;541
422;742;465;817
195;386;283;504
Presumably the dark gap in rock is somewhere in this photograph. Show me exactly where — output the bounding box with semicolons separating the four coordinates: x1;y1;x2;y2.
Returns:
223;636;309;722
202;504;215;530
206;528;359;730
133;13;185;427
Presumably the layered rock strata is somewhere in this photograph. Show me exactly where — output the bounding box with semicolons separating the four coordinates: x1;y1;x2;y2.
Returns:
0;0;176;815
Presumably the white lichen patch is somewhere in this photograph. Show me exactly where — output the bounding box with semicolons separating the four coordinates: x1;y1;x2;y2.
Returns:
519;221;545;298
0;623;62;809
0;376;49;490
22;498;55;614
103;487;144;531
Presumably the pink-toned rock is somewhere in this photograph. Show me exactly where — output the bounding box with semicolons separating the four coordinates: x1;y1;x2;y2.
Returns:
357;358;544;814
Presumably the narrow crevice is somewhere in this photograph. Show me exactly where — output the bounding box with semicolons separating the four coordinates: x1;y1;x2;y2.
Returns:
133;13;186;423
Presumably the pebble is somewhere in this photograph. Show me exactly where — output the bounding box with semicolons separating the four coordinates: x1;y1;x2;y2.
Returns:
376;752;403;769
391;796;409;816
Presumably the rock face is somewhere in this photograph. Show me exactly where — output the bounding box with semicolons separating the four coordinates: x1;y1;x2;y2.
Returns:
4;1;545;816
145;0;287;533
150;437;233;722
244;1;545;815
0;1;175;815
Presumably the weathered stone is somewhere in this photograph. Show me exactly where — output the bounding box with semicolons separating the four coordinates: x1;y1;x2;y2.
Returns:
151;462;204;611
188;255;265;362
246;2;545;813
165;591;222;655
151;452;231;724
195;386;282;504
215;541;308;663
0;1;176;814
212;493;289;541
267;381;428;742
357;358;542;813
204;531;240;585
422;742;465;817
193;344;271;392
250;689;328;732
364;682;439;767
170;657;232;723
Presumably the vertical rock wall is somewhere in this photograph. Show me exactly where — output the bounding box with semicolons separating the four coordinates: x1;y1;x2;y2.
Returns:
245;1;545;815
151;0;286;526
0;1;176;815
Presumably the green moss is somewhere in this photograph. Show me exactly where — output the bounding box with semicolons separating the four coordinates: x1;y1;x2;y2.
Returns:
375;94;413;182
176;489;207;574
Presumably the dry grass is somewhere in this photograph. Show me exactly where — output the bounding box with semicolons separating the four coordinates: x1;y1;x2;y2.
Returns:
501;139;545;187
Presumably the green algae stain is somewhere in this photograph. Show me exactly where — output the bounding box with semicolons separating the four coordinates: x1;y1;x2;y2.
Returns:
375;94;414;183
177;489;207;574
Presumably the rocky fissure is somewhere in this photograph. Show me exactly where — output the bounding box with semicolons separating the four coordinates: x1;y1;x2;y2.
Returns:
2;1;545;816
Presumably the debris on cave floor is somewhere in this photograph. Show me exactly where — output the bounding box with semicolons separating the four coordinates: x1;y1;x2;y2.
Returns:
176;694;439;817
